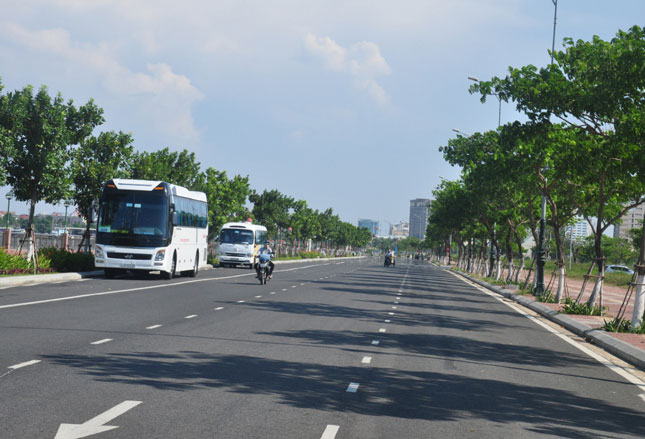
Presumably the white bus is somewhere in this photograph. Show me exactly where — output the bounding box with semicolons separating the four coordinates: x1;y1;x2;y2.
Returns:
216;221;268;268
94;179;208;279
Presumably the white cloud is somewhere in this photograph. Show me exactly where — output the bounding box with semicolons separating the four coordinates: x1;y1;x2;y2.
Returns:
305;33;391;106
0;22;203;141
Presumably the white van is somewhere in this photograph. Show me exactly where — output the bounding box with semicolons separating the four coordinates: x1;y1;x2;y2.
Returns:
216;221;268;268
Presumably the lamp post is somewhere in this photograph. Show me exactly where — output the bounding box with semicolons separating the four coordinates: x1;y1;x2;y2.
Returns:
64;200;71;233
4;191;13;230
535;0;558;296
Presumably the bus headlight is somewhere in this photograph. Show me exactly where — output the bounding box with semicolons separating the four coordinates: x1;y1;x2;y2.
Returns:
95;245;104;258
154;249;166;261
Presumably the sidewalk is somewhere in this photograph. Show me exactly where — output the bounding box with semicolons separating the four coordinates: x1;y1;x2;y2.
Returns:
451;268;645;372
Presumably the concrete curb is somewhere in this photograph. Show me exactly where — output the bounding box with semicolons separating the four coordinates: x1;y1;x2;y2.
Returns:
451;269;645;372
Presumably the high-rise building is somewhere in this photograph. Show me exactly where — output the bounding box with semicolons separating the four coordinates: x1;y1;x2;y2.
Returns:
613;204;645;240
358;218;379;236
409;199;431;240
569;216;589;240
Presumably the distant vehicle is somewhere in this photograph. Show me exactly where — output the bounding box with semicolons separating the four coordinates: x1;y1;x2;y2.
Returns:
606;264;634;275
217;221;267;268
94;179;208;279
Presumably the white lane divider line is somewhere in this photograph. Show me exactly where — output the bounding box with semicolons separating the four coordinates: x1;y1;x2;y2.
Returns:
320;424;340;439
9;360;41;370
379;328;387;333
291;285;297;288
384;319;391;323
392;306;397;310
214;307;224;311
346;382;360;392
91;339;113;345
361;357;372;364
371;340;380;345
388;312;395;315
639;393;645;404
269;292;276;295
281;288;288;291
185;315;198;319
237;300;245;303
146;325;162;330
255;295;262;298
300;283;305;285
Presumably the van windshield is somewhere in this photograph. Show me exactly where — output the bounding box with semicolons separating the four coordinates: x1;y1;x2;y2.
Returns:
220;229;254;244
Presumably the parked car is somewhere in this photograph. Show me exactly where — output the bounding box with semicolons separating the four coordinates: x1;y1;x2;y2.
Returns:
605;264;634;275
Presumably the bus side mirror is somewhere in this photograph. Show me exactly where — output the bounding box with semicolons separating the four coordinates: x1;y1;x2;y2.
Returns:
172;211;178;226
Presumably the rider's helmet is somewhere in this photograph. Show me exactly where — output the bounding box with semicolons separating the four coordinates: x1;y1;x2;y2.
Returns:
264;241;270;246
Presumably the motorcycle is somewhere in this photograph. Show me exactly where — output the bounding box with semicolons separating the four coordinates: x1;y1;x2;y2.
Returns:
257;253;271;284
384;254;392;267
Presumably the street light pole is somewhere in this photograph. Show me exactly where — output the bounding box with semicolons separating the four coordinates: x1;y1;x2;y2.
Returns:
5;191;12;230
535;0;558;296
64;200;71;233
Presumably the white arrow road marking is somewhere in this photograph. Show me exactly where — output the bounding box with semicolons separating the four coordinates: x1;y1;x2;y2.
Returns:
55;400;142;439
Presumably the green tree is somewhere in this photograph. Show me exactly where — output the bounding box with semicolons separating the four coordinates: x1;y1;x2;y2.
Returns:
0;84;103;262
130;147;204;190
249;189;295;237
72;131;134;250
472;26;645;306
201;167;250;239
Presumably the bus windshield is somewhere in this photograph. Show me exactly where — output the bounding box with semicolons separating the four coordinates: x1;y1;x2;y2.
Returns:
220;229;254;245
97;191;169;246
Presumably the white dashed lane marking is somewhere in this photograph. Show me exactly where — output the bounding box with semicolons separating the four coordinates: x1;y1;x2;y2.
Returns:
346;382;360;392
320;425;340;439
185;315;198;319
146;325;162;329
91;339;112;345
379;328;387;333
362;357;372;364
214;307;224;311
9;360;41;370
371;340;380;345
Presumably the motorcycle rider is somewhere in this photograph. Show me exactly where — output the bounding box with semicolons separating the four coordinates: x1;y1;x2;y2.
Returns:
257;241;275;279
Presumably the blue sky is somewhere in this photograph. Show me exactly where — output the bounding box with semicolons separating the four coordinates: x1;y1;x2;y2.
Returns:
1;0;643;233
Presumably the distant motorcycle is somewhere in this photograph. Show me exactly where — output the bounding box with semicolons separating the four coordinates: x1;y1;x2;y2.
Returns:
384;254;393;267
257;253;271;284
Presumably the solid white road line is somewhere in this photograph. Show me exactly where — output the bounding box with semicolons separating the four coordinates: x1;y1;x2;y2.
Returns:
9;360;41;370
346;382;360;392
91;339;112;345
146;325;162;330
320;425;340;439
0;264;328;310
362;357;372;364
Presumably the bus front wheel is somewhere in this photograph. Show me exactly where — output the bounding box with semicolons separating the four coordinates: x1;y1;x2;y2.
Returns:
162;254;176;280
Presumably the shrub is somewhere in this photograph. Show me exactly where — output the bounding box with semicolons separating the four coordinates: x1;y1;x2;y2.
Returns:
562;297;602;316
299;251;322;259
39;248;95;272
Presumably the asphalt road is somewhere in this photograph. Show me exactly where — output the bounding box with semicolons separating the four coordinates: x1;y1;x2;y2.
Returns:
1;258;644;439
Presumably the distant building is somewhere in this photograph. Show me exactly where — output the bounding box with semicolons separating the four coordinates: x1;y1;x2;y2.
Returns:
409;199;431;240
390;221;409;238
569;216;590;240
613;203;645;240
358;218;379;236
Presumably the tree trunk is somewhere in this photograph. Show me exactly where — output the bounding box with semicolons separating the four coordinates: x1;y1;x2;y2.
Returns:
505;229;514;283
553;223;567;303
630;213;645;329
586;232;605;308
